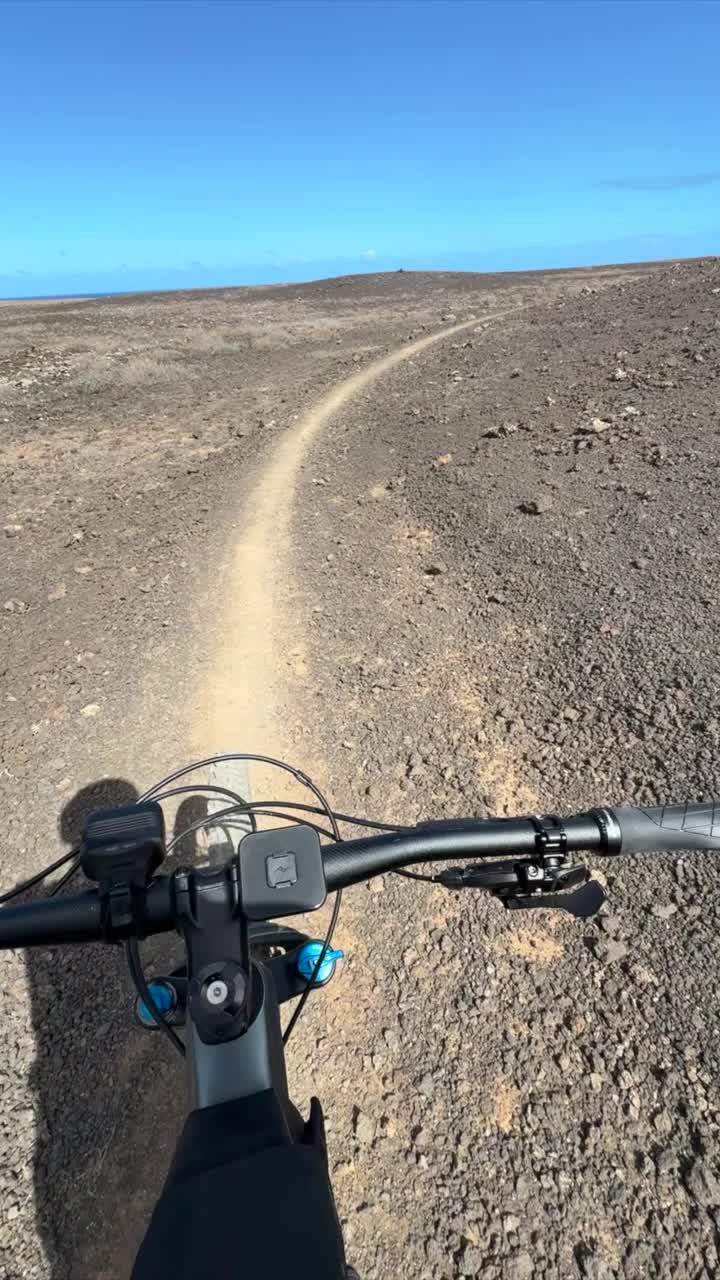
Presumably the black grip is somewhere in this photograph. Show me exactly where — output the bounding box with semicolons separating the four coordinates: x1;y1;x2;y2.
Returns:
609;803;720;853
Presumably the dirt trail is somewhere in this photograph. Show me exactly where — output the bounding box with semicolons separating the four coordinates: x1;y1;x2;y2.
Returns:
199;308;521;770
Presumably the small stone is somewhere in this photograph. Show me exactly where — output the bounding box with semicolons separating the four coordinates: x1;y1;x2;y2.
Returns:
4;524;22;537
460;1244;484;1275
378;1113;396;1138
353;1110;375;1146
425;1238;444;1264
611;366;628;380
508;1253;533;1280
519;495;553;515
424;562;448;576
578;418;612;435
685;1158;720;1208
632;557;650;570
79;703;100;718
561;705;580;722
602;938;628;964
368;876;385;894
515;1175;531;1201
418;1072;435;1098
653;1111;673;1138
441;313;457;323
483;422;518;439
651;902;678;920
597;914;621;934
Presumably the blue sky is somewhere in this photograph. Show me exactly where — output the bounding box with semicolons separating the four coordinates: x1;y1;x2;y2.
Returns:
1;0;719;297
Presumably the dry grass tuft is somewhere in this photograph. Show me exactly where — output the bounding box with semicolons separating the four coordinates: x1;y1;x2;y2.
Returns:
69;350;182;391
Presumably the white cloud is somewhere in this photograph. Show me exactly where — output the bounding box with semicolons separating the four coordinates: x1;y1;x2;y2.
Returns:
360;248;377;260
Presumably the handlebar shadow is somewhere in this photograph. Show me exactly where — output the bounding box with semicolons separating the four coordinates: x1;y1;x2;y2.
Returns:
24;781;192;1279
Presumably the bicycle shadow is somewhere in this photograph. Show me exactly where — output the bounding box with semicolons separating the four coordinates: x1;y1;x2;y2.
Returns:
25;782;198;1279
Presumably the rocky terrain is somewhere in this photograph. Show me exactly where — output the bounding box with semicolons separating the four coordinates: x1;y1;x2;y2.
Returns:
1;257;719;1278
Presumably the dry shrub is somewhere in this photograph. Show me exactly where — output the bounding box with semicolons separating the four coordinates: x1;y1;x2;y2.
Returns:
69;350;182;391
178;328;242;354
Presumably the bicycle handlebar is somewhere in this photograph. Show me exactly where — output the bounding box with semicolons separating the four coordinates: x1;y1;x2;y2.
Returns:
322;812;604;888
323;803;720;887
0;877;174;949
1;803;718;950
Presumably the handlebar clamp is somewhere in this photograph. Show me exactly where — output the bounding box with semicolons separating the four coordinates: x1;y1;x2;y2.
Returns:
528;814;567;862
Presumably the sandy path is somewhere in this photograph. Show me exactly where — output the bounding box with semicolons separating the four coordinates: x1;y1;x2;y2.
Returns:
197;308;522;772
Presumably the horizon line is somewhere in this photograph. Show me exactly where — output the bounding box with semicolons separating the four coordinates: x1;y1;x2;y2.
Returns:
1;252;718;304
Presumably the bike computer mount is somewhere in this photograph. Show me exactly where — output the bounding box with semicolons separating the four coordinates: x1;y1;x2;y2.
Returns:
80;801;166;938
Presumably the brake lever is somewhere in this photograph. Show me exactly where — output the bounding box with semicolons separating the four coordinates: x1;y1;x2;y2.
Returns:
435;860;605;919
503;880;606;919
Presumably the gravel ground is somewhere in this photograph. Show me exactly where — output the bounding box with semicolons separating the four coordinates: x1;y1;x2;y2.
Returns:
292;257;720;1280
1;259;719;1278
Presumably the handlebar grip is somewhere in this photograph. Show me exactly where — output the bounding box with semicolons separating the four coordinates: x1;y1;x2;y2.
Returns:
609;803;720;853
